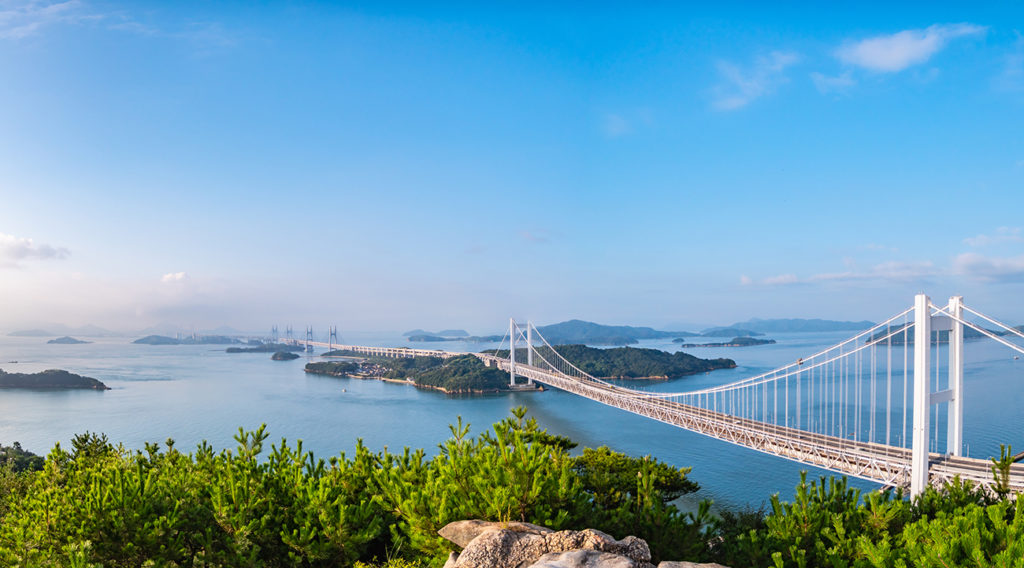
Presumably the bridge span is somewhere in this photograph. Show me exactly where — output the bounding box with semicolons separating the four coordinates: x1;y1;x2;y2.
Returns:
286;294;1024;496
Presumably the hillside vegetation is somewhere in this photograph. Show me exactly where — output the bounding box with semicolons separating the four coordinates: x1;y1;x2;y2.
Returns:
0;412;1019;567
487;344;735;379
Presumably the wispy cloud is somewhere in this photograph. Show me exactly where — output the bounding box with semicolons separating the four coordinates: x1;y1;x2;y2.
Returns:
161;271;189;283
953;253;1024;282
519;230;550;244
995;32;1024;92
810;71;856;94
745;260;937;286
0;0;91;39
809;260;938;283
0;1;237;51
964;227;1024;247
712;51;799;111
836;23;987;73
0;232;69;266
763;273;799;285
602;114;632;138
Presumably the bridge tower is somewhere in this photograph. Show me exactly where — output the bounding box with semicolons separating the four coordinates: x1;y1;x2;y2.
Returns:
911;294;965;497
524;321;534;386
271;325;279;343
509;318;517;386
328;326;338;351
305;326;314;353
285;326;294;341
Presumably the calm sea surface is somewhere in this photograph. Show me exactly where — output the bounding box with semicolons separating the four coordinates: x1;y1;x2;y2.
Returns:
1;331;1022;512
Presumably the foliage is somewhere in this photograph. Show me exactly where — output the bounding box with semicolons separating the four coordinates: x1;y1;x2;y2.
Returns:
0;441;44;473
0;408;709;567
411;355;508;392
710;473;1022;568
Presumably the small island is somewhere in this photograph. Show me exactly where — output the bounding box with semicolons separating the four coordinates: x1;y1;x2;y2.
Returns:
47;336;91;345
674;336;776;347
306;354;516;394
0;369;109;390
271;351;301;361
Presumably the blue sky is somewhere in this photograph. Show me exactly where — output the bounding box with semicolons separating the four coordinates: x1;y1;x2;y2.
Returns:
1;1;1023;333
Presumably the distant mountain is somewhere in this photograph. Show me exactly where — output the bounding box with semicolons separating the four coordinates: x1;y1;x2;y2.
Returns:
403;329;470;338
8;329;54;337
730;318;875;333
133;335;181;345
700;327;764;337
9;325;116;337
535;320;697;346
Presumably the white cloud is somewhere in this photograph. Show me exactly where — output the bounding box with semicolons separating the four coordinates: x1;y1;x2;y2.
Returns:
762;273;799;285
712;51;799;110
0;232;69;266
161;272;189;283
836;23;986;73
739;275;753;286
810;71;856;94
953;253;1024;282
963;227;1024;247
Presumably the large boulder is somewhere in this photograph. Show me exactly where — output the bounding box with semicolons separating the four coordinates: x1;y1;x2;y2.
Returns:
439;521;652;568
529;550;638;568
440;520;552;548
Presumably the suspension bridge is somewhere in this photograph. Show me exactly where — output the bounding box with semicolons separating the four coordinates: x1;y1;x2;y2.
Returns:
286;294;1024;496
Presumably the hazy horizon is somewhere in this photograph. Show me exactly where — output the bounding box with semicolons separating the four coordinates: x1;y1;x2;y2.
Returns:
3;2;1024;333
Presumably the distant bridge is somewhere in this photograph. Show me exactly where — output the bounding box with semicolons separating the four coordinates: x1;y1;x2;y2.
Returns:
285;294;1024;496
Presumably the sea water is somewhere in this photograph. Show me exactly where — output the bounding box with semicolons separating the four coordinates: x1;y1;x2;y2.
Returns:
1;331;1022;512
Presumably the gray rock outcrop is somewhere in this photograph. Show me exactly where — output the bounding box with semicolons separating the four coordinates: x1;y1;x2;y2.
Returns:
439;520;651;568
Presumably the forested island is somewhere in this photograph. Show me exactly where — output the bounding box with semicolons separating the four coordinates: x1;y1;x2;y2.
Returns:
306;354;512;393
271;351;301;361
674;337;776;347
485;344;735;379
0;369;109;390
46;336;91;344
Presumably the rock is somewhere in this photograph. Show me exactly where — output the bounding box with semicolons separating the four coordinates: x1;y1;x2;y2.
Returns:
658;563;730;568
454;528;549;568
529;550;637;568
544;530;650;564
443;551;459;568
440;520;552;548
445;521;651;568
